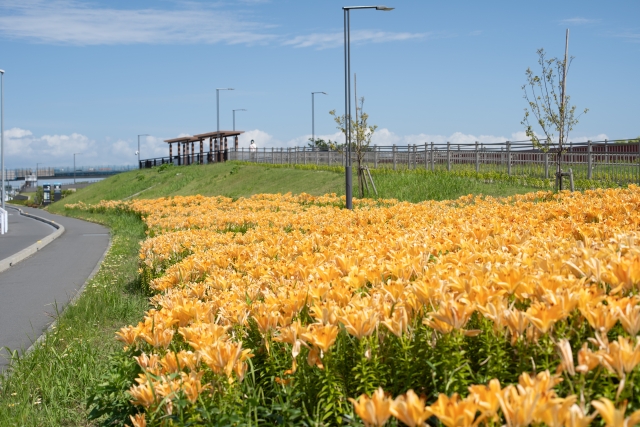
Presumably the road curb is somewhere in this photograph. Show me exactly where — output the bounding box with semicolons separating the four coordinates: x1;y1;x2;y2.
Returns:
0;206;65;274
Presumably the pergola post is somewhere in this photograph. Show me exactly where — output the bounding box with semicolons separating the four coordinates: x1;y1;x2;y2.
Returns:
199;139;204;164
169;143;173;163
178;142;181;165
234;135;239;151
224;137;228;162
209;137;213;163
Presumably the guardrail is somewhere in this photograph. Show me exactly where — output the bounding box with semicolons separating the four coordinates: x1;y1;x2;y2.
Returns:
0;207;7;234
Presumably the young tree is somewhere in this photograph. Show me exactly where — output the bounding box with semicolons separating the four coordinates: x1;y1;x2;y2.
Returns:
329;96;378;198
307;137;339;151
521;34;588;190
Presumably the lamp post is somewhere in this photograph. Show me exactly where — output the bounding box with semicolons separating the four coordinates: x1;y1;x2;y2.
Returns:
217;88;234;143
137;134;149;168
0;69;4;210
312;91;327;148
232;109;246;131
342;5;393;209
73;153;82;184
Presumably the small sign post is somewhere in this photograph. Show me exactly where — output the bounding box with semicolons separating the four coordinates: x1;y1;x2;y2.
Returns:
42;183;51;205
53;183;62;202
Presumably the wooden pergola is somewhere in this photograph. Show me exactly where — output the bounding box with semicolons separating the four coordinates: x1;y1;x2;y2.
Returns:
164;131;244;165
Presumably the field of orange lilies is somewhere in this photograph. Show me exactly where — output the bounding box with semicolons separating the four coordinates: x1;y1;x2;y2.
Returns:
71;186;640;426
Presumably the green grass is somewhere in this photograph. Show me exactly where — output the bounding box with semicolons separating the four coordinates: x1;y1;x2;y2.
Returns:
371;170;533;202
52;162;345;210
0;161;539;425
53;161;538;210
0;211;148;426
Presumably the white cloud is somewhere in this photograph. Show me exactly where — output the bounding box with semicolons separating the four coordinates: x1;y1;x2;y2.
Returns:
370;129;516;147
5;127;92;158
5;128;33;138
4;127;610;169
560;17;599;25
615;31;640;43
238;129;277;148
568;133;609;143
284;29;430;50
0;1;433;50
0;0;276;46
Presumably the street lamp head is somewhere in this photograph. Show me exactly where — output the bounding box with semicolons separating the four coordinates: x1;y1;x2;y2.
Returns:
217;88;234;91
376;5;394;11
0;69;4;74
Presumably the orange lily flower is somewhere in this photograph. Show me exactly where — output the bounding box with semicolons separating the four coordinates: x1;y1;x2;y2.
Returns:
592;398;640;427
349;387;393;427
427;393;477;427
389;389;431;427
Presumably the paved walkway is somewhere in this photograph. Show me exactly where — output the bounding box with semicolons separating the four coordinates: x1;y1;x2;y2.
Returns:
0;207;55;260
0;206;110;371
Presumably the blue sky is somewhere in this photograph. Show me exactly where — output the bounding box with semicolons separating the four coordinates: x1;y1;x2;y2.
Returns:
0;0;638;168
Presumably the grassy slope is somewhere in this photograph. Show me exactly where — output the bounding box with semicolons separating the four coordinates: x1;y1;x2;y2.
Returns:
54;161;534;210
1;162;536;425
52;162;345;209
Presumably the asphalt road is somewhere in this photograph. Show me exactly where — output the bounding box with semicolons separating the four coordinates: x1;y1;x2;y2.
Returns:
0;206;110;371
0;207;55;261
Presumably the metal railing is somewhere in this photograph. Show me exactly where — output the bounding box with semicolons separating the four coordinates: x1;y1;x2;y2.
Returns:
5;165;137;180
138;139;640;185
233;139;640;185
138;149;231;169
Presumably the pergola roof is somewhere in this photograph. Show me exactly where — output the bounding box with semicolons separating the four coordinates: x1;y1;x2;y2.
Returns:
164;136;199;143
164;130;244;143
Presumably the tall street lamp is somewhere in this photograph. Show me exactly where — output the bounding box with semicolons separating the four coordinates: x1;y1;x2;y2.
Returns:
0;69;5;210
137;134;149;168
312;91;327;148
217;88;234;143
73;153;82;184
232;109;246;131
343;5;393;209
